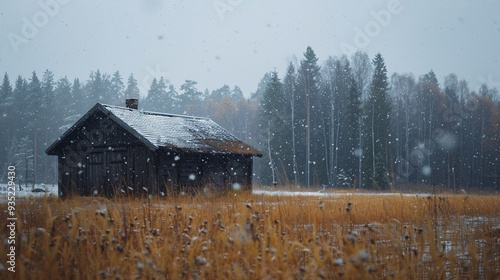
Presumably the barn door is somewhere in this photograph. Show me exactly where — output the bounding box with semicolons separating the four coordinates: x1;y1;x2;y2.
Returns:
106;150;126;196
87;152;104;195
87;150;126;197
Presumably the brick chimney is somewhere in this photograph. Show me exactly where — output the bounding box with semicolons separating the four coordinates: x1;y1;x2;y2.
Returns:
126;98;138;109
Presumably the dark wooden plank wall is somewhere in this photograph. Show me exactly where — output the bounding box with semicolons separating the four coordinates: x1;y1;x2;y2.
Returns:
177;154;203;194
225;154;253;190
158;151;180;196
156;152;253;194
202;154;229;191
125;145;157;196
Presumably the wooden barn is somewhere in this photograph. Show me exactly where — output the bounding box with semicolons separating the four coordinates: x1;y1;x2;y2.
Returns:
46;100;262;197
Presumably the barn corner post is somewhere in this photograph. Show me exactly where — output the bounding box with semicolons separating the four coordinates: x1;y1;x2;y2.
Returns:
247;155;254;191
56;152;69;197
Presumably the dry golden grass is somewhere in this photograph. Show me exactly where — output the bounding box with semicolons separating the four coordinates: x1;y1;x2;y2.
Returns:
1;191;500;279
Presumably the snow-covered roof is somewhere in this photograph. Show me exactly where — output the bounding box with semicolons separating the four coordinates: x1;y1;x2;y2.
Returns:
46;103;262;156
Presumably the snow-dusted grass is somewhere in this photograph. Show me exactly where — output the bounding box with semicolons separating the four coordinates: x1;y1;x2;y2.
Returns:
0;190;499;279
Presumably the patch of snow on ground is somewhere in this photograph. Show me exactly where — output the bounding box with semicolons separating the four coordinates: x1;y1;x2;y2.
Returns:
0;184;58;202
252;189;431;197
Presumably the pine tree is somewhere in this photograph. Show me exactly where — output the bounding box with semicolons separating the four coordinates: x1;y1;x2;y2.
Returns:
297;46;321;186
210;84;231;102
71;78;85;115
124;73;140;98
26;72;41;136
110;71;125;105
364;53;391;189
166;84;181;114
40;70;56;130
12;76;27;139
155;77;175;112
283;63;299;183
251;72;272;100
179;80;203;115
230;86;244;101
85;70;107;107
145;77;171;112
55;77;79;133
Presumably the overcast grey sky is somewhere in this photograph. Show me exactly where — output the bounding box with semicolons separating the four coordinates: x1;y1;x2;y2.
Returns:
1;0;499;97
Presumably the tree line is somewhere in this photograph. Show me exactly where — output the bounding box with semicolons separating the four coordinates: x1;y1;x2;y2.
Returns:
1;47;499;190
258;48;499;191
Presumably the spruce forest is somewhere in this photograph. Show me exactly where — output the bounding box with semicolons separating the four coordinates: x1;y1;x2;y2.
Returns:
1;48;499;191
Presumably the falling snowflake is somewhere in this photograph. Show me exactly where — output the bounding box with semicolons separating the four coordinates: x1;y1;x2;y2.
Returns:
422;165;431;176
232;183;241;190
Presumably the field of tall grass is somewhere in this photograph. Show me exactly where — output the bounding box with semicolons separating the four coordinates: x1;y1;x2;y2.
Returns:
1;190;500;279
